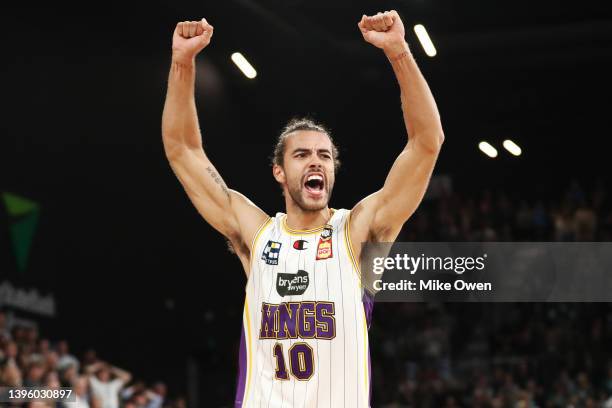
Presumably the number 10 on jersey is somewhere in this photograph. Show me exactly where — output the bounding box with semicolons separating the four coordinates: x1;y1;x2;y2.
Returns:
273;342;314;380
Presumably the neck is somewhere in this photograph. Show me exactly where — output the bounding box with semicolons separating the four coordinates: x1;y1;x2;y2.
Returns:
285;201;331;231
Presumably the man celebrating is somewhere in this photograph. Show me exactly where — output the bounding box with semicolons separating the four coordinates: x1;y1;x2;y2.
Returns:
162;10;443;408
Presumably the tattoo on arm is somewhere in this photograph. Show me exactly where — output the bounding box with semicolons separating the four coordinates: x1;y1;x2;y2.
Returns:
206;166;231;199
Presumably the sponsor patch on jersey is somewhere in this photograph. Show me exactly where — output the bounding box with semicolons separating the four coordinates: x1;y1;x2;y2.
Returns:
316;225;334;260
261;240;282;265
320;225;333;240
276;270;309;296
293;239;308;250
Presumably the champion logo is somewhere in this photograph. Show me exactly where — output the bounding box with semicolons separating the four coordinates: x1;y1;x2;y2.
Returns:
293;240;308;250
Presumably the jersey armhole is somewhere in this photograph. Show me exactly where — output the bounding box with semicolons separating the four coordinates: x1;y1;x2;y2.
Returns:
247;217;273;278
344;209;363;287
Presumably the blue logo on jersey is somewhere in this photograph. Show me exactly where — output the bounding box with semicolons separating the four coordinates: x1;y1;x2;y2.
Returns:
262;240;282;265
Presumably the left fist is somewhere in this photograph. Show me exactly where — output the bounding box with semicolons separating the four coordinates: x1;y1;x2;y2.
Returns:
358;10;406;55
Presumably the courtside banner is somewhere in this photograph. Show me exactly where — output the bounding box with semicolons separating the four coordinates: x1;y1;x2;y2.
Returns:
360;243;612;302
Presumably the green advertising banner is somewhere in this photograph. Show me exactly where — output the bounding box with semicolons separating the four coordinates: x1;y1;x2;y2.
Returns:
1;192;55;318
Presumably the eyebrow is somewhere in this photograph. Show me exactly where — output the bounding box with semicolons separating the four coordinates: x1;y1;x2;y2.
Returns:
291;148;332;155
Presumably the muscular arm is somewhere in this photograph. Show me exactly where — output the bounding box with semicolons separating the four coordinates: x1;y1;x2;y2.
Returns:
162;20;268;270
352;11;444;243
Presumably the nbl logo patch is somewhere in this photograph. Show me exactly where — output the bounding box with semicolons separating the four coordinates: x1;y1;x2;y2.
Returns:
320;225;332;240
262;240;282;265
276;270;309;296
316;225;334;260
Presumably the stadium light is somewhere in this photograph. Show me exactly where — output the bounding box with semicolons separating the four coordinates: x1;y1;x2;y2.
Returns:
231;52;257;79
503;139;522;156
478;141;498;158
413;24;437;57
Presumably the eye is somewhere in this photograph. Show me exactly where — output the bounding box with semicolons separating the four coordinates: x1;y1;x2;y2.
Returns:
295;153;305;158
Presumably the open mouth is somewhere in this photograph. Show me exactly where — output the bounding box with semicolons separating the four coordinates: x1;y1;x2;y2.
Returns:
304;174;325;195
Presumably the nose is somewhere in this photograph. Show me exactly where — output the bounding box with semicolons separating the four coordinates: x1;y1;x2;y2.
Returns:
307;153;323;169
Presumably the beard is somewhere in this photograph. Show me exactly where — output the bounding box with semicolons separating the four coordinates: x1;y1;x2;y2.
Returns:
286;178;333;212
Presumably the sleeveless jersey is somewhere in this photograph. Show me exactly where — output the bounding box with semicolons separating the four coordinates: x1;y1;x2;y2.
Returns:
234;208;373;408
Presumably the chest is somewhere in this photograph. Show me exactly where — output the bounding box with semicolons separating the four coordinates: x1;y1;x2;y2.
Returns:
251;223;359;304
259;228;336;270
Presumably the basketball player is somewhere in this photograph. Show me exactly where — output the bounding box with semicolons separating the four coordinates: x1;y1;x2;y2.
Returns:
162;10;443;408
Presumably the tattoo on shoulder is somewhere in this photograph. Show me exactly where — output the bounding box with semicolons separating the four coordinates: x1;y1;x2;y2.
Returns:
206;166;231;199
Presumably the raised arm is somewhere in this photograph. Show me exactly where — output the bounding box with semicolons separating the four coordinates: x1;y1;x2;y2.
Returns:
84;361;104;376
109;363;132;385
352;11;444;243
162;19;269;272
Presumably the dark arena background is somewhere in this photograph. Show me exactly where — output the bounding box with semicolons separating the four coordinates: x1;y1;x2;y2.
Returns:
1;1;612;407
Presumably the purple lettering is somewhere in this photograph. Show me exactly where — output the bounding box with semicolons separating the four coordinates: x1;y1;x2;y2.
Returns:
277;303;300;339
259;303;279;339
298;302;316;338
315;302;336;339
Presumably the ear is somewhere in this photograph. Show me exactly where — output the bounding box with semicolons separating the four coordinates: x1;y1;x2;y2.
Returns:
273;164;286;184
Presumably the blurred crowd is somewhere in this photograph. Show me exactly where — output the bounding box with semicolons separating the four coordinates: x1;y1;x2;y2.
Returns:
373;181;612;407
400;180;610;242
371;302;612;408
0;311;183;408
370;181;612;407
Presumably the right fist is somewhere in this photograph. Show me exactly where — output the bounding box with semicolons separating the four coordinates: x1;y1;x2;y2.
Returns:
172;19;214;63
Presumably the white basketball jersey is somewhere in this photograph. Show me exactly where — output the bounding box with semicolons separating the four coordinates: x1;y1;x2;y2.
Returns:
234;208;373;408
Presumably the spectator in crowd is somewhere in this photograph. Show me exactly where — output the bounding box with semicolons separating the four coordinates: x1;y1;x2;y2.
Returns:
0;311;11;341
86;361;132;408
0;359;22;387
82;349;98;369
120;381;146;403
57;340;80;372
28;401;54;408
59;363;78;386
71;374;98;408
23;362;46;387
120;380;166;408
1;340;18;365
146;382;167;408
1;331;180;408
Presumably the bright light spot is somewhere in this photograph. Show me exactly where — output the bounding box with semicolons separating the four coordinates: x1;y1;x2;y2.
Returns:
413;24;437;57
231;52;257;79
503;139;522;156
478;141;498;158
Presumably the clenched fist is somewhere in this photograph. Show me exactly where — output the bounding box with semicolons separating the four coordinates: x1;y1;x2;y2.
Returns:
358;11;408;57
172;19;214;64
